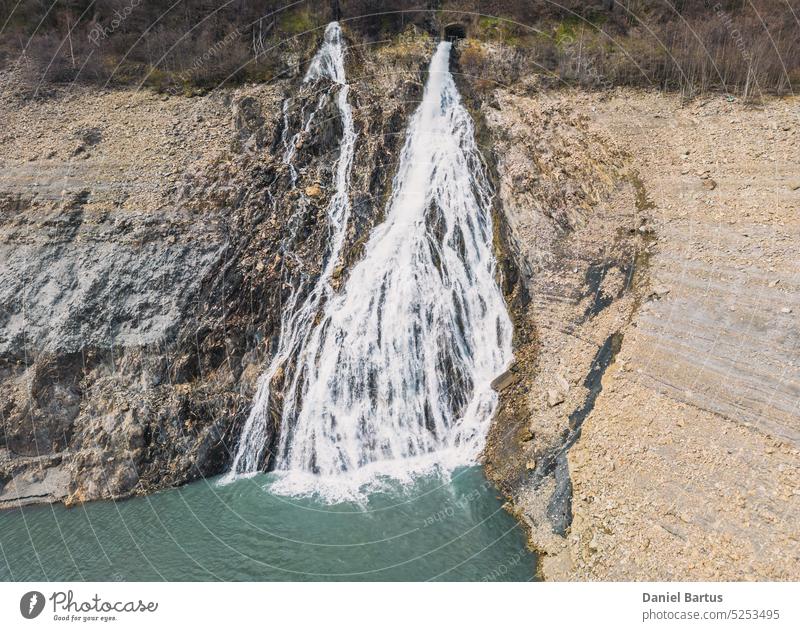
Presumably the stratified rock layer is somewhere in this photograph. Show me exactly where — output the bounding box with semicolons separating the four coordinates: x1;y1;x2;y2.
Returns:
480;87;800;581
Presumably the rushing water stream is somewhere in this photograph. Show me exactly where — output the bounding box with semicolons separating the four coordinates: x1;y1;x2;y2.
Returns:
228;22;357;478
230;26;512;503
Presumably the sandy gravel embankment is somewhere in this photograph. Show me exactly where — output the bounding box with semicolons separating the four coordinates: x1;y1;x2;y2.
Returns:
488;89;799;581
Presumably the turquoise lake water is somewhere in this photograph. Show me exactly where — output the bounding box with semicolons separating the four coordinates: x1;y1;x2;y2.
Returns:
0;466;536;581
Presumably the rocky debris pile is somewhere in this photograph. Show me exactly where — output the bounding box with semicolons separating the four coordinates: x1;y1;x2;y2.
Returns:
476;86;648;563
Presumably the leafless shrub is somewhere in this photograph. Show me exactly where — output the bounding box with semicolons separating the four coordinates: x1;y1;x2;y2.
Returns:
0;0;797;96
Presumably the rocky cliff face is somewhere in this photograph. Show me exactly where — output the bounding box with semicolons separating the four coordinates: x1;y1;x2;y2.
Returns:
2;24;798;583
0;86;239;506
0;27;433;508
558;93;800;580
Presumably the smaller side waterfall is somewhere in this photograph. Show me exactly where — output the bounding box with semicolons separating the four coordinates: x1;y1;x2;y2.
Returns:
224;22;356;480
281;24;349;184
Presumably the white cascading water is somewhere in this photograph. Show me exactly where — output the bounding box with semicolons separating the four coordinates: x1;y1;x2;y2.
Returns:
224;21;356;480
266;40;514;500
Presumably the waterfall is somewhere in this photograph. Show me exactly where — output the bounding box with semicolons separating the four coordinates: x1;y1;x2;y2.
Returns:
224;21;356;480
272;40;512;500
228;37;513;500
281;22;349;185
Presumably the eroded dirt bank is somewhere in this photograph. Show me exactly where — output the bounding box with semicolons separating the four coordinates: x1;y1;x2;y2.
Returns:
481;88;800;580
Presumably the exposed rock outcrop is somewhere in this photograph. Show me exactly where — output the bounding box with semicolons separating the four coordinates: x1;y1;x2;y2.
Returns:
470;86;649;564
0;26;434;508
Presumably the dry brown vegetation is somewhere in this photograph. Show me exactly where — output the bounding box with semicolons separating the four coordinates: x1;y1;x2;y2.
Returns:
450;0;799;98
0;0;797;97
